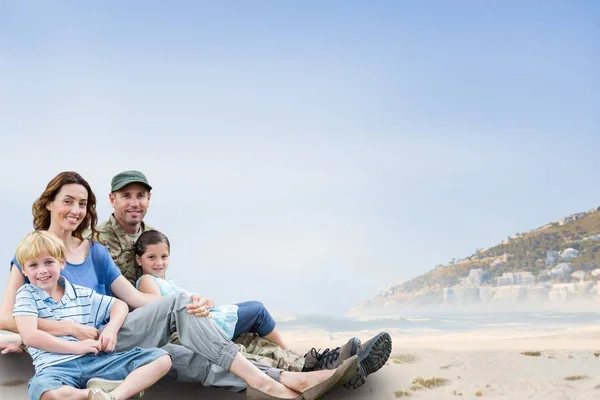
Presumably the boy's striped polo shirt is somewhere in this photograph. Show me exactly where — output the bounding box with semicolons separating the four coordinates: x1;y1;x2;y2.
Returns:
13;277;115;372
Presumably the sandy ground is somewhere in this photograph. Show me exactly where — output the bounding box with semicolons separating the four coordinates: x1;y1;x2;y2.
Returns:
2;328;600;399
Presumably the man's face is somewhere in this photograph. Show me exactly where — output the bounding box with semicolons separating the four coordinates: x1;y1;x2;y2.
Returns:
109;183;151;229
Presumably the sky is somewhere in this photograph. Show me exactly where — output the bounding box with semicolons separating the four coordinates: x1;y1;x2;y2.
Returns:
0;1;599;315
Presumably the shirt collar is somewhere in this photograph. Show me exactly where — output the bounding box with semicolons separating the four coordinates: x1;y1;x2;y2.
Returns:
31;276;76;304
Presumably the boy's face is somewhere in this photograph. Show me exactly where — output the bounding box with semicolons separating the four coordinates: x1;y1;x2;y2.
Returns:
22;253;65;291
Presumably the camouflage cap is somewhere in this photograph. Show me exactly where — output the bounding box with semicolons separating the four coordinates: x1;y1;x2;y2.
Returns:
111;170;152;192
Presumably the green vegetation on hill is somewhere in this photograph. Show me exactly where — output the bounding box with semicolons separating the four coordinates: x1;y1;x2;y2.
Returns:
381;208;600;298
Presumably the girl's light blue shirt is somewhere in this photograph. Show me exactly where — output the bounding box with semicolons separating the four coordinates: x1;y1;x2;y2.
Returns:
135;274;238;339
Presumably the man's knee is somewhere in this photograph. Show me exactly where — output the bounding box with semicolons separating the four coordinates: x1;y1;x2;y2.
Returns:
173;293;192;310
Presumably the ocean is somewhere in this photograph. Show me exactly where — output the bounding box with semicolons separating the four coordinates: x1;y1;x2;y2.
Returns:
275;310;600;335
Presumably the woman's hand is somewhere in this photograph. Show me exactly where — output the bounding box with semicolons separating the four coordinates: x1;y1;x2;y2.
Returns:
187;294;214;318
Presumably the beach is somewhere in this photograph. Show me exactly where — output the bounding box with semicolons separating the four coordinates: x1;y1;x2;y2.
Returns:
3;326;600;399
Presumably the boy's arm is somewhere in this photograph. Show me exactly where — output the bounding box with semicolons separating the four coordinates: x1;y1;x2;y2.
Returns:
15;316;100;355
96;296;128;352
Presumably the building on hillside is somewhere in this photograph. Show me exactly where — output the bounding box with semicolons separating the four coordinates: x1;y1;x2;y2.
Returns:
546;250;560;265
559;213;586;226
468;268;483;285
496;272;515;286
443;287;454;304
479;286;495;302
561;248;580;260
530;284;550;301
492;285;528;302
551;263;571;278
513;271;535;285
452;286;480;304
571;270;586;282
548;283;576;301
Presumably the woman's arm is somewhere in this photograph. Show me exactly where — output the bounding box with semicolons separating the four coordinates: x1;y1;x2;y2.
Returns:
110;276;161;309
0;265;25;332
0;264;98;340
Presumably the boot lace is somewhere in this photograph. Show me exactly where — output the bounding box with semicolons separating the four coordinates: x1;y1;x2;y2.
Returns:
308;347;340;370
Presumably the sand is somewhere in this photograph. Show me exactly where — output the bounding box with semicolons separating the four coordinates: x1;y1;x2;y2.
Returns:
2;328;600;399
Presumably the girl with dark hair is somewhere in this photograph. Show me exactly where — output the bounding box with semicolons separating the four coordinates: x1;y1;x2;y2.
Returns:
134;230;286;348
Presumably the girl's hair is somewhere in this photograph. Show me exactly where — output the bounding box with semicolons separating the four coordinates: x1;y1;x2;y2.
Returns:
134;230;171;258
32;171;99;242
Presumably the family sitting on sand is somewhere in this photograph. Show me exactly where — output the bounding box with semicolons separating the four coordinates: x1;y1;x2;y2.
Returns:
0;170;392;400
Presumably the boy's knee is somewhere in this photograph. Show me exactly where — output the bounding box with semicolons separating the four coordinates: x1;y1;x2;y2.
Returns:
158;354;173;373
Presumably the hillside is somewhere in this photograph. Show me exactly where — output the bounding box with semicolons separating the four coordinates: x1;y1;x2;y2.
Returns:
359;206;600;309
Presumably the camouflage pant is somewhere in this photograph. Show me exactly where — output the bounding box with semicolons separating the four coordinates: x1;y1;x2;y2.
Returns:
170;332;305;372
234;333;305;372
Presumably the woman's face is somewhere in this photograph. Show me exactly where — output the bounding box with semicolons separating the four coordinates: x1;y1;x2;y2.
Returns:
136;242;170;279
47;184;88;233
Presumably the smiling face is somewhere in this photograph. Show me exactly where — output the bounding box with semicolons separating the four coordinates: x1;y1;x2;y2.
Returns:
109;183;151;234
46;184;88;234
22;253;65;292
136;242;170;279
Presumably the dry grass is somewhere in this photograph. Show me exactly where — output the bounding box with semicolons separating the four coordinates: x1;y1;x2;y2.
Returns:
452;390;463;396
440;364;451;369
564;375;589;381
594;384;600;390
410;385;424;391
521;351;542;357
412;376;450;388
393;353;419;364
594;351;600;358
475;391;483;396
394;390;411;397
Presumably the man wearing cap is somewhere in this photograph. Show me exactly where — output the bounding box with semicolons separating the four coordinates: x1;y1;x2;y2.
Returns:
96;170;156;286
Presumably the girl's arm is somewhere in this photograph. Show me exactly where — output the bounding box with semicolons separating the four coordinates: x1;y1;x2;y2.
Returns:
110;275;161;309
137;276;215;316
137;275;162;296
0;265;96;339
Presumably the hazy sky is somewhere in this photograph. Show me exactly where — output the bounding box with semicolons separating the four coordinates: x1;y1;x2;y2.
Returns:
1;1;599;315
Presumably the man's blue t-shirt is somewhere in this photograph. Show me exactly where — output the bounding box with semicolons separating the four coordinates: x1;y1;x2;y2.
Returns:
11;241;121;296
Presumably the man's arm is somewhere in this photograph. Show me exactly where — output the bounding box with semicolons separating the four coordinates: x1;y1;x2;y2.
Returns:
15;316;100;355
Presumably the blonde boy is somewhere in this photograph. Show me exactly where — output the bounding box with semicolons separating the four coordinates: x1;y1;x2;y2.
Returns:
12;230;172;400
